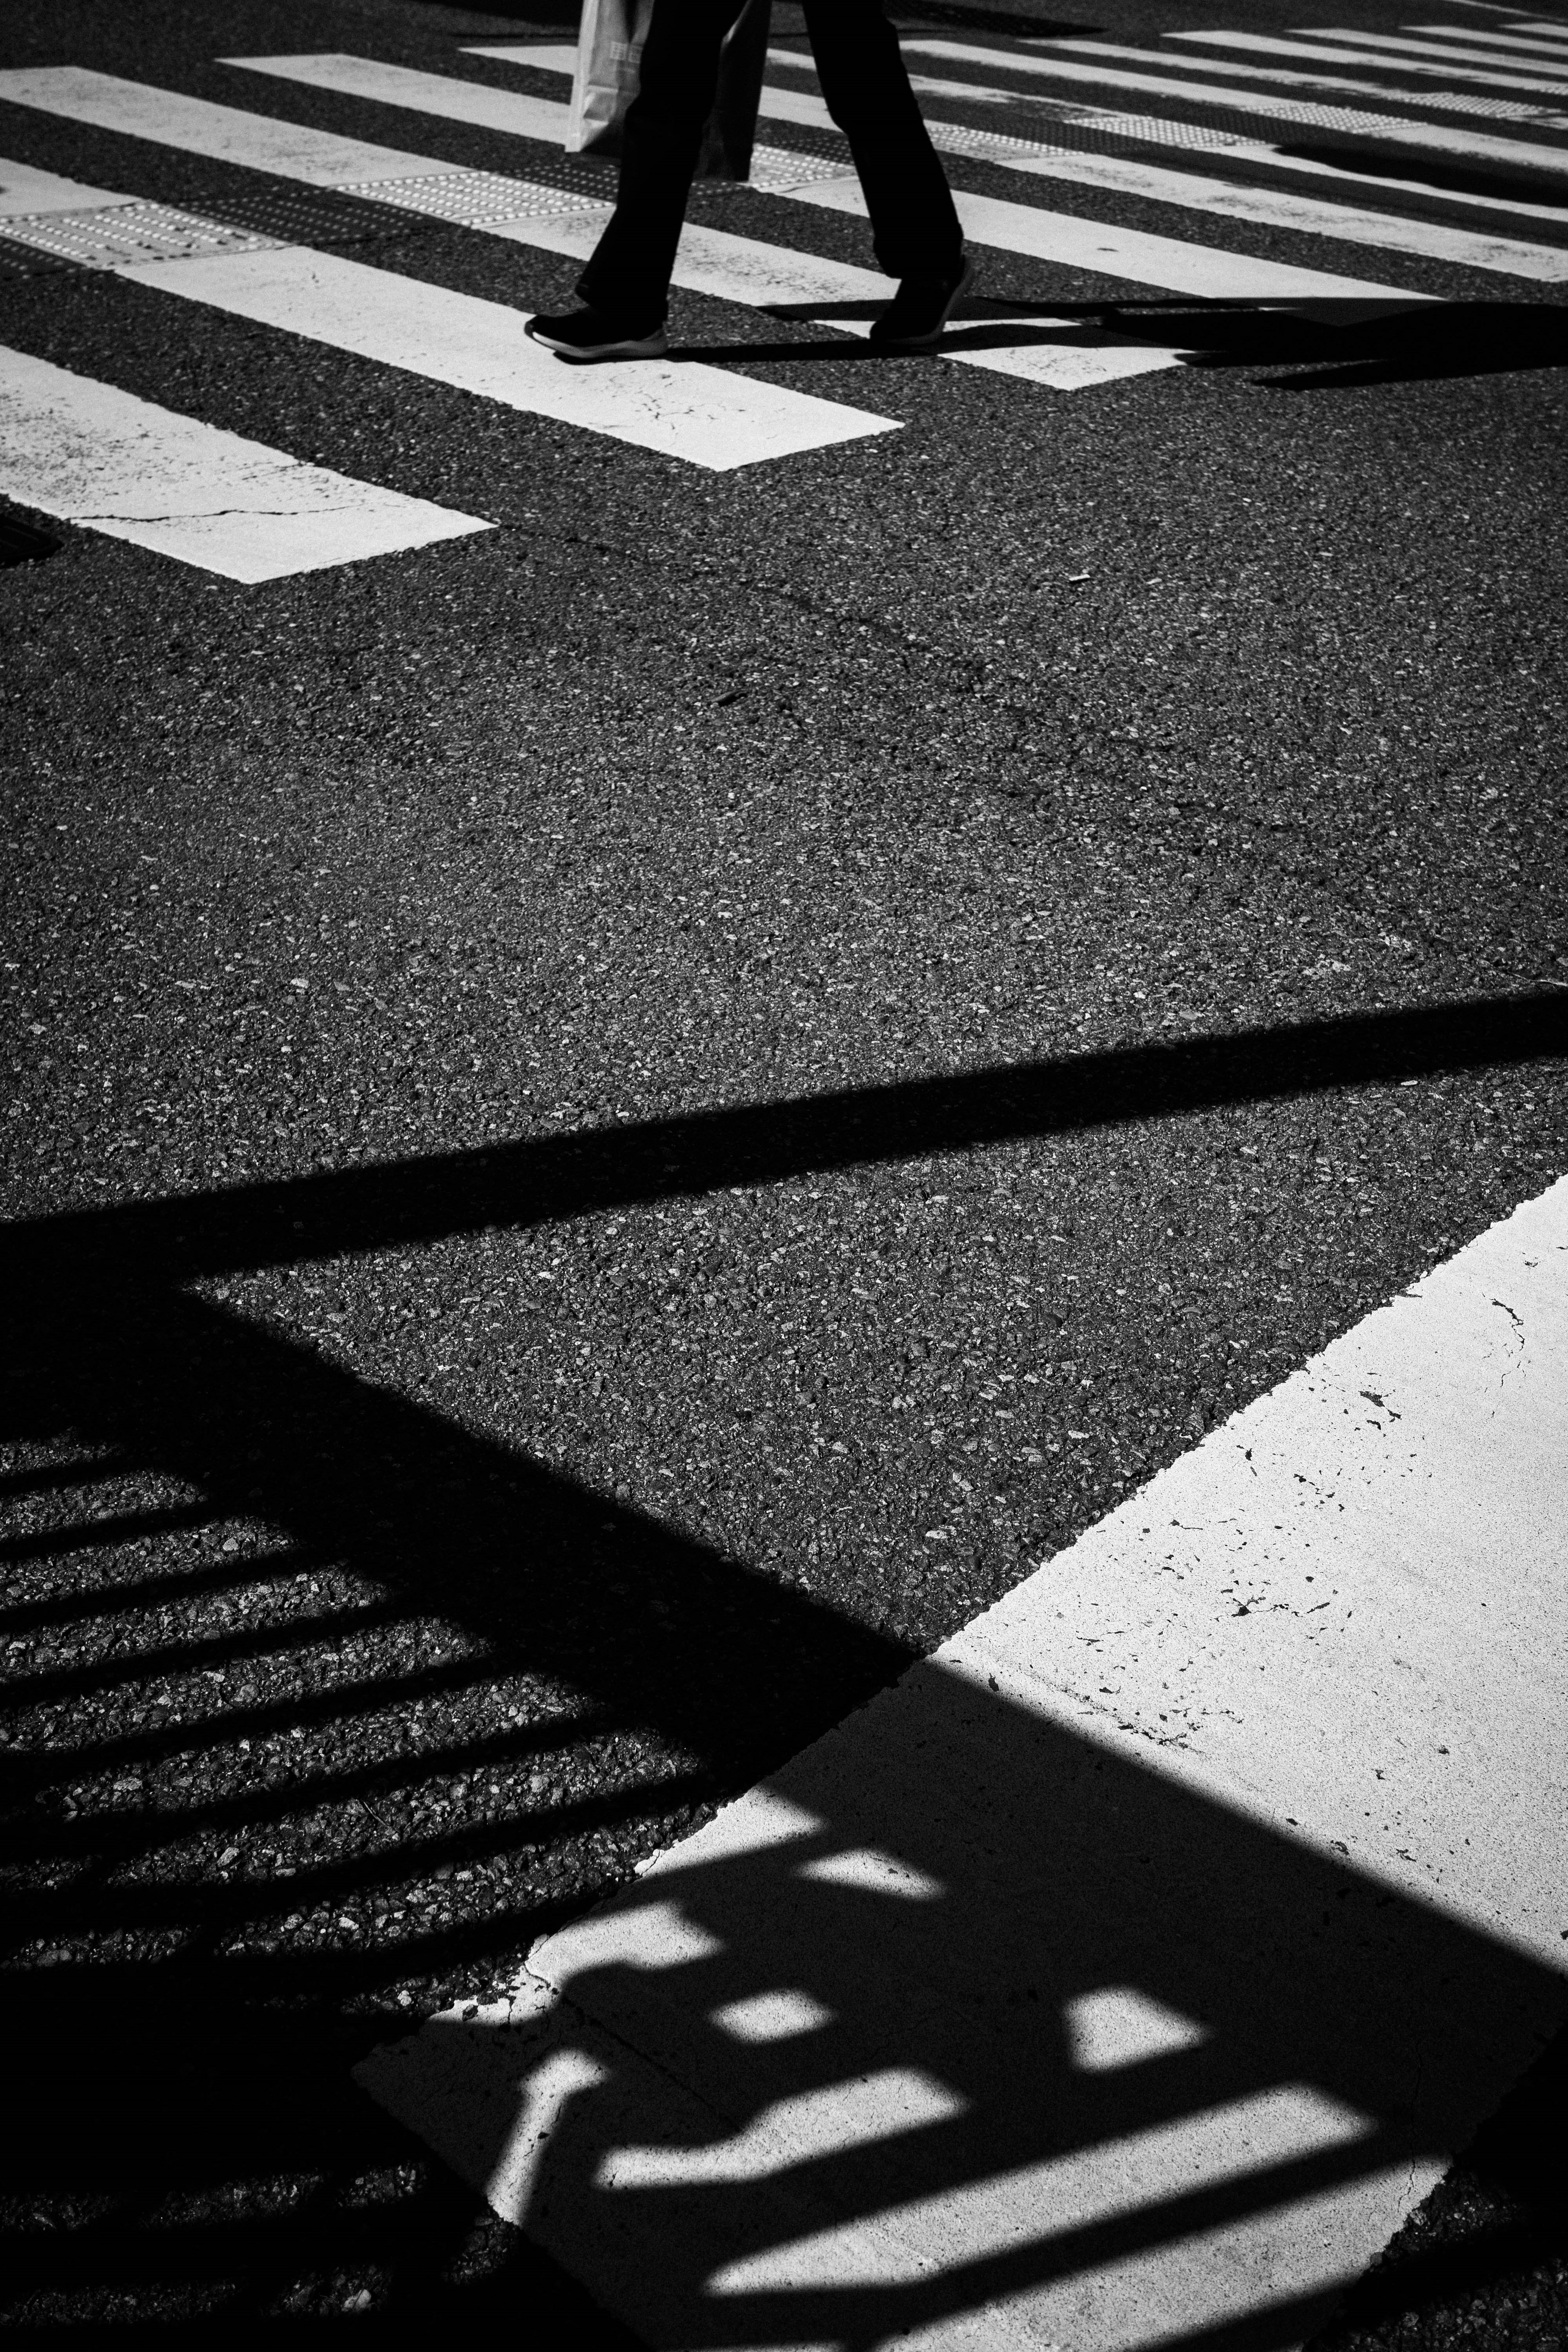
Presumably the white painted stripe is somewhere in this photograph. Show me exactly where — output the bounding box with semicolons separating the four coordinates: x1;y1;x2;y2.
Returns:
0;156;126;214
795;172;1428;312
1169;26;1568;94
6;63;1180;397
1033;33;1568;121
224;50;581;150
763;50;1568;227
0;63;462;186
481;204;1196;388
951;137;1568;276
1044;32;1568;120
0;343;489;579
436;50;1441;305
0;90;898;471
362;1179;1568;2352
1408;21;1568;53
903;38;1568;173
764;52;1568;278
120;243;895;469
236;44;1568;286
1304;23;1568;74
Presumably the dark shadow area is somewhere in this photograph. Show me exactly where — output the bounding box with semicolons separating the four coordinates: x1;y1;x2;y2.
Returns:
889;1;1094;33
4;993;1565;2335
4;991;1563;1296
0;508;61;567
686;300;1568;389
1277;140;1568;212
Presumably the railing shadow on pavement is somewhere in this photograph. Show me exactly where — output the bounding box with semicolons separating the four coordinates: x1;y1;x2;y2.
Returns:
2;987;1564;2335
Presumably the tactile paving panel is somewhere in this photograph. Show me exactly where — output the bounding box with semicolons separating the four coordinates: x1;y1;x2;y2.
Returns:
344;167;614;222
0;201;283;271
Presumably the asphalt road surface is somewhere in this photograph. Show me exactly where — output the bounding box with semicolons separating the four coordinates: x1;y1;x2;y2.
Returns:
2;0;1565;2340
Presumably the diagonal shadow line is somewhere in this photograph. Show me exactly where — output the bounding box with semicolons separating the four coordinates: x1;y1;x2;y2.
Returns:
7;1720;668;1872
2;1596;404;1712
7;1772;713;1946
0;1501;216;1564
0;1544;340;1637
2;1655;604;1790
6;992;1563;1290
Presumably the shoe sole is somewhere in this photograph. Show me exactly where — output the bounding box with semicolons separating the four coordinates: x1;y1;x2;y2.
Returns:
525;321;669;363
869;259;978;355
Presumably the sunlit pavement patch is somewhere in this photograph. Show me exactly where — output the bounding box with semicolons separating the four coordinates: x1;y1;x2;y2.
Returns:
363;1178;1568;2350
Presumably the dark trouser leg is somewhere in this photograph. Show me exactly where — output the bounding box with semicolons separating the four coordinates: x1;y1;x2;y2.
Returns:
576;0;746;325
802;0;963;280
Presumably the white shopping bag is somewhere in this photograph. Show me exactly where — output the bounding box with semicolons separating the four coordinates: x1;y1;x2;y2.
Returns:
567;0;772;176
566;0;655;154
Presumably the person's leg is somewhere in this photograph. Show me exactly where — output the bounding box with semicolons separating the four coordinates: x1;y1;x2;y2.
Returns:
575;0;747;326
801;0;963;281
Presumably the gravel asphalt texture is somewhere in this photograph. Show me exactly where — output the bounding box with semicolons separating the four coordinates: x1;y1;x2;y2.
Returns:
2;0;1566;2337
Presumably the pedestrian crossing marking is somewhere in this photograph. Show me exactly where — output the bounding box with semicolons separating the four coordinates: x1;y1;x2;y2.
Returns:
362;1177;1568;2351
1412;20;1568;53
1279;23;1568;80
799;175;1430;315
0;105;900;472
481;42;1568;277
0;342;490;579
1170;26;1568;94
902;37;1568;173
250;47;1442;309
1032;31;1568;123
134;241;897;470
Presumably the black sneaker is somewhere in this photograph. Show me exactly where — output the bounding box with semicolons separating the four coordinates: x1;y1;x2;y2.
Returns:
868;257;976;354
525;305;669;362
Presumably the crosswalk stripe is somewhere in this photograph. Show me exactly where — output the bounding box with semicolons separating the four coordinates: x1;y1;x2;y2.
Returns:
902;37;1568;174
1305;22;1568;73
478;203;1196;389
0;85;899;472
1410;20;1568;53
1168;25;1568;93
760;44;1568;231
446;49;1441;306
0;342;490;579
220;47;588;151
794;173;1429;312
1033;32;1568;123
2;62;1185;397
488;36;1568;227
937;135;1568;277
361;1179;1568;2352
232;58;1198;388
758;48;1568;278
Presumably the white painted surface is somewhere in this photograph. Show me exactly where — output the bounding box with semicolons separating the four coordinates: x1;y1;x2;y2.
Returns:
227;50;577;148
362;1180;1568;2352
1034;32;1568;121
443;49;1443;307
208;56;1201;385
0;63;453;185
1409;20;1568;52
0;343;489;579
1299;23;1568;76
950;137;1568;278
0;155;125;214
479;204;1196;389
0;90;898;470
904;38;1568;172
794;172;1429;313
1169;26;1568;94
119;243;894;469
